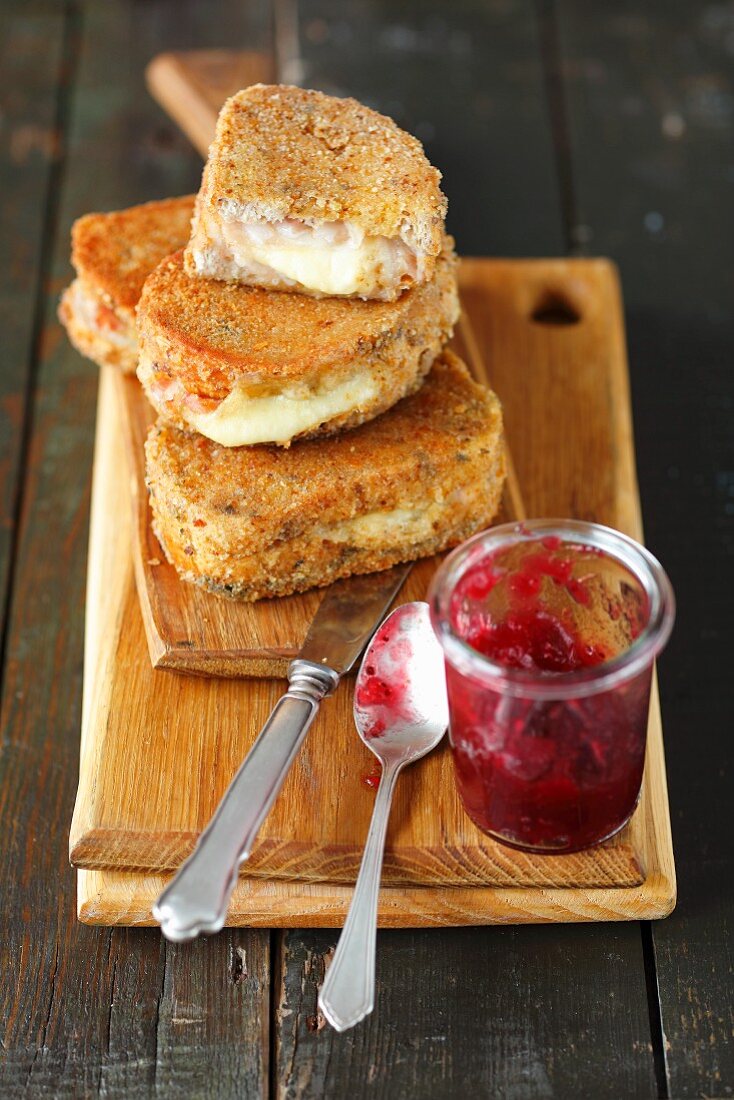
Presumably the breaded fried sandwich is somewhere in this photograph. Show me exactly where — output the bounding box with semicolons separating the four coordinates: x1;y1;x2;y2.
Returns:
185;84;447;301
137;239;459;447
59;195;194;372
145;351;506;602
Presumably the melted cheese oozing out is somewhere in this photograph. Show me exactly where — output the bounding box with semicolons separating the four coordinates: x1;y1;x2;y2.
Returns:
221;226;397;297
321;489;470;546
186;371;381;446
325;507;431;543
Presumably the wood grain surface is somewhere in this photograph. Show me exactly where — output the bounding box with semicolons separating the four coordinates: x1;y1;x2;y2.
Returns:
0;5;275;1097
78;676;672;928
270;922;658;1099
0;9;65;649
69;256;675;919
554;2;734;1094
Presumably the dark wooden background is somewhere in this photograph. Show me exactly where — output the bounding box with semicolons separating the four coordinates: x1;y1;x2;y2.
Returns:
1;1;732;1096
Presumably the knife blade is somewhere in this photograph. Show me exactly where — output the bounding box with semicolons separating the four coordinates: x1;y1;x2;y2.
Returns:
153;563;413;941
298;563;413;671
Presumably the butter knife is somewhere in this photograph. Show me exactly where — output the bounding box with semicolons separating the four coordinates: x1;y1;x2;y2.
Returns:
153;564;412;942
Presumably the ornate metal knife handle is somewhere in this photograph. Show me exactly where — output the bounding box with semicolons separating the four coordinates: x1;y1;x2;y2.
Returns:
153;659;339;942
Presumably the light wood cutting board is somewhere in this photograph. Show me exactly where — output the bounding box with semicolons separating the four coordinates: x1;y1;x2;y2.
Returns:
71;52;675;925
71;258;676;922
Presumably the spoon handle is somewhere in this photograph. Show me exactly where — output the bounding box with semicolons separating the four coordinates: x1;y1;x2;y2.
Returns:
319;760;402;1031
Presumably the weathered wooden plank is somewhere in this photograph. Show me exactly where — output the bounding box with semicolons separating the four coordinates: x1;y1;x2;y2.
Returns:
0;7;64;643
554;1;734;1095
0;1;273;1097
273;2;659;1094
276;926;657;1099
145;934;271;1099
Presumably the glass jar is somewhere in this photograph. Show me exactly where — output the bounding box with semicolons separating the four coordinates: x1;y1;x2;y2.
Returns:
428;520;675;853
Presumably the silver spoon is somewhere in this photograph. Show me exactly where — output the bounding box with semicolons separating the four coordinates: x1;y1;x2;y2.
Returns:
318;601;448;1032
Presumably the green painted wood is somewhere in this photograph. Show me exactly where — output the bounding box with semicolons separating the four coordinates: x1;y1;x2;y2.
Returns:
274;4;659;1096
554;1;734;1095
0;1;274;1097
0;7;65;648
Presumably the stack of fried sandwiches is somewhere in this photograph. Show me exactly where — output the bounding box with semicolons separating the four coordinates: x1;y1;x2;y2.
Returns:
60;85;506;601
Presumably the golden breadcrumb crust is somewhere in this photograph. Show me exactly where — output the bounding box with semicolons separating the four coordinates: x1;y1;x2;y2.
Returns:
145;351;506;601
185;84;446;263
138;239;457;401
58;280;137;373
70;195;195;313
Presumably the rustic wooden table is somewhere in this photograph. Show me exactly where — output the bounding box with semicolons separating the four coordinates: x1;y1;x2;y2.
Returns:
1;1;731;1097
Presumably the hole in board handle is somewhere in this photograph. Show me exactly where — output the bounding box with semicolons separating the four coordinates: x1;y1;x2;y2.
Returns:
531;291;581;326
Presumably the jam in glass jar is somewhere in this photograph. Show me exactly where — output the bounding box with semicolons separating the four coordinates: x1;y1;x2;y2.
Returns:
429;520;675;853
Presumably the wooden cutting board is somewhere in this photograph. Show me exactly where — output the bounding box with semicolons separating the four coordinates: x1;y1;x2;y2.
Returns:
71;258;676;924
71;53;675;925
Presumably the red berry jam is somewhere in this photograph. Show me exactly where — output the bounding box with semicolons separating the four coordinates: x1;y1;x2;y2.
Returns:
437;530;658;852
361;762;382;790
354;627;415;741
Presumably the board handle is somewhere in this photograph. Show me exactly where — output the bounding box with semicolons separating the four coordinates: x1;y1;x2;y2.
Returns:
153;660;339;941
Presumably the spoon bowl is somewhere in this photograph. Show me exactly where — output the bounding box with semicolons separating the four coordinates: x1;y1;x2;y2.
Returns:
354;600;449;764
319;601;448;1032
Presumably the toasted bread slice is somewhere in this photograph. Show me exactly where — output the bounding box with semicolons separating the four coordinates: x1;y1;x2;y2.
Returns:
137;239;459;447
59;278;140;373
184;85;447;301
145;351;506;602
58;196;194;372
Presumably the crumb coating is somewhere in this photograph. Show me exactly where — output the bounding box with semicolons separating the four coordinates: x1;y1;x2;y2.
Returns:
185;84;446;264
137;241;459;441
145;351;507;601
59;196;195;371
58;280;138;373
70;195;195;312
